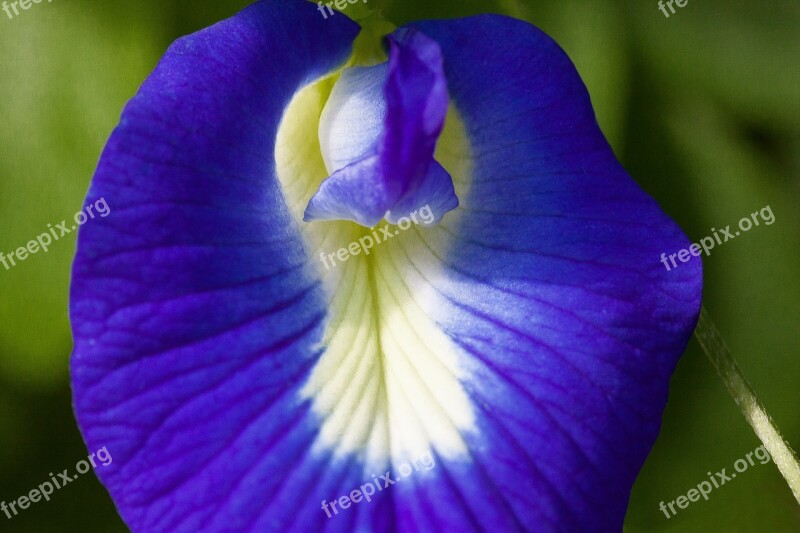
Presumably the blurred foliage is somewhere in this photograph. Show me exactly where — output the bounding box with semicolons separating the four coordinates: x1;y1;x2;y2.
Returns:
0;0;797;531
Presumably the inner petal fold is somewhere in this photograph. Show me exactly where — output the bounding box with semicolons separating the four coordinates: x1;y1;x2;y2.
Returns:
304;28;459;227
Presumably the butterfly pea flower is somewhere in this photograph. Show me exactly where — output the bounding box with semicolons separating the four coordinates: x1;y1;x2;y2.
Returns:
69;0;702;531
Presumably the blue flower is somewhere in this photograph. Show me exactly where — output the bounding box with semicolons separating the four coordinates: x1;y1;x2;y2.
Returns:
70;1;702;530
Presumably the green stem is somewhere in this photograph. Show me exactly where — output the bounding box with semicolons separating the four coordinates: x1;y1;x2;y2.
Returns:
347;11;396;67
694;306;800;505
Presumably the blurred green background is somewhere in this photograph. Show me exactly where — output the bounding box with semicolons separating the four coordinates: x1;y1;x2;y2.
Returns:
0;0;797;531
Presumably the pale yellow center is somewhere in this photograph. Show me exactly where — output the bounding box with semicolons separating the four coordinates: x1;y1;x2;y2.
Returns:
274;63;476;472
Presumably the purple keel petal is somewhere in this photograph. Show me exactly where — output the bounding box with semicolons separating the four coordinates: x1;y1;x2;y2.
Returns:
305;28;458;226
380;29;455;212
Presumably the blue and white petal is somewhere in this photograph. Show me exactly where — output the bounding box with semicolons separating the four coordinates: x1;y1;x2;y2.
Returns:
69;4;702;533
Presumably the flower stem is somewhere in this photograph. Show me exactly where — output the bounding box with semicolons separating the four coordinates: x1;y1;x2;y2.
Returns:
694;306;800;505
348;11;395;67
